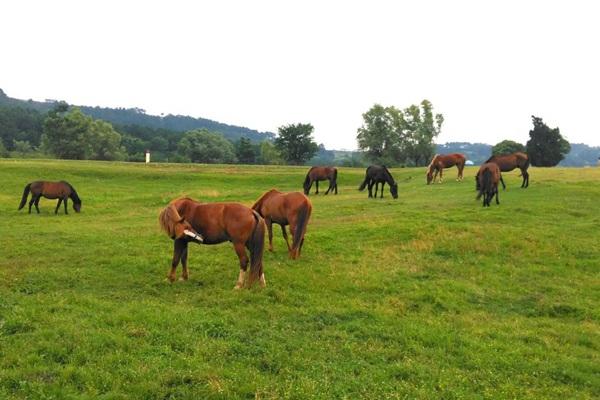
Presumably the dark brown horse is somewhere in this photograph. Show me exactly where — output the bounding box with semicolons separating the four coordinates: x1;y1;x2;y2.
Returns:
358;165;398;199
252;190;312;259
303;166;338;195
476;163;502;207
426;153;466;184
18;181;82;214
159;197;266;288
484;152;530;188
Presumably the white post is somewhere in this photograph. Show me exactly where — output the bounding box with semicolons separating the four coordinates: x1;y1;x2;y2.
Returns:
145;150;150;164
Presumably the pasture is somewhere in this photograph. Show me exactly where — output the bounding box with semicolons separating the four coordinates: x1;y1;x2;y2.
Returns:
0;159;598;399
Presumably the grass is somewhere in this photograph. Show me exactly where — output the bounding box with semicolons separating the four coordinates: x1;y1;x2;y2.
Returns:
0;159;599;399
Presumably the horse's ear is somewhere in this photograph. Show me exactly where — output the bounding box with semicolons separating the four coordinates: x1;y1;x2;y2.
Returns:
178;217;185;223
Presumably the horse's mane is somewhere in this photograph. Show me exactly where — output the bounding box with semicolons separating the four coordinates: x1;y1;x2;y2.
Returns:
252;189;279;212
159;203;184;238
62;181;81;204
426;155;440;174
381;165;396;184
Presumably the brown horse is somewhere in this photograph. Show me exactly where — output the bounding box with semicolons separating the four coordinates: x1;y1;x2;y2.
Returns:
252;189;312;259
18;181;82;214
484;152;530;188
158;197;266;288
303;166;338;195
476;163;502;207
426;153;466;184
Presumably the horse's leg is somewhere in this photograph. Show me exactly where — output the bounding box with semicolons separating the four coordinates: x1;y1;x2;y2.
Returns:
168;239;186;282
315;180;319;194
334;181;338;194
266;217;274;252
367;181;373;198
55;198;62;214
280;224;292;254
495;187;500;205
34;195;41;214
324;179;331;195
439;168;443;183
380;182;385;198
181;244;189;281
233;242;249;289
500;176;506;190
63;197;68;215
522;170;529;188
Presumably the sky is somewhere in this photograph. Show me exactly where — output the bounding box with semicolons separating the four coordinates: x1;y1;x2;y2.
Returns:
1;0;599;149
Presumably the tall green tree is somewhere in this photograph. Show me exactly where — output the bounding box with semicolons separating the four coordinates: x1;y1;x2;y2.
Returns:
526;116;570;166
257;141;284;165
0;140;7;157
274;123;318;165
357;100;443;166
178;129;236;164
42;106;93;159
235;137;257;164
88;119;125;161
492;140;525;155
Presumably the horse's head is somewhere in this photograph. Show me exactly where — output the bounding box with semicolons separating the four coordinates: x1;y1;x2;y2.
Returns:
159;204;203;243
426;170;434;185
390;183;399;199
303;182;310;195
73;201;82;213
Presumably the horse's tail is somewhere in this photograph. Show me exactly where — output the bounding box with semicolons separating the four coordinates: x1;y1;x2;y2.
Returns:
18;183;31;210
358;169;370;191
291;202;311;259
247;211;265;287
477;169;492;200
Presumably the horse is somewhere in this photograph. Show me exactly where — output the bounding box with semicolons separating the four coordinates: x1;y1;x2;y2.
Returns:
18;181;82;214
483;152;530;188
476;163;502;207
158;197;266;289
426;153;466;184
303;166;338;195
252;190;312;259
358;165;398;199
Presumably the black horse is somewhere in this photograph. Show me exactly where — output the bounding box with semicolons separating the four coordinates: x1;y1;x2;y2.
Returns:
358;165;398;199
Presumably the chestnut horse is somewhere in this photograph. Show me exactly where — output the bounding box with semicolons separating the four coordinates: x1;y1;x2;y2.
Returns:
252;189;312;259
426;153;466;184
18;181;82;214
303;166;338;195
159;197;266;288
358;165;398;199
476;163;502;207
484;152;530;188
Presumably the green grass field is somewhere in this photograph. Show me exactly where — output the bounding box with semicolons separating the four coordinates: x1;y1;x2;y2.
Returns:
0;159;598;399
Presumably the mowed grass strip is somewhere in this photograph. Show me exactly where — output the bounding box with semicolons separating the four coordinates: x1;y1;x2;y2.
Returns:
0;159;599;399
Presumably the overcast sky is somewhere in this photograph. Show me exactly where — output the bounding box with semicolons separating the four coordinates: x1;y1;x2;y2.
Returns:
1;0;599;149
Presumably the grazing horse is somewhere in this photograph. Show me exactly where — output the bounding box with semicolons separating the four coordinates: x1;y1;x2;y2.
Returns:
358;165;398;199
476;163;502;207
303;166;338;195
159;197;266;288
18;181;82;214
484;152;530;188
252;190;312;259
426;153;466;184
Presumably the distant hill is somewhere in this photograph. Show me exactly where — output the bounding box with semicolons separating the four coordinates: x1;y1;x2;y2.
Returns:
0;88;275;142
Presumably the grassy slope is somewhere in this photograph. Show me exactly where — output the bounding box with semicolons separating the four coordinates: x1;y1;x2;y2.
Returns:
0;159;598;399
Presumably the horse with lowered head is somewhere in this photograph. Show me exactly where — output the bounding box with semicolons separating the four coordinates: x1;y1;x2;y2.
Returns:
476;163;502;207
252;189;312;259
484;152;530;188
426;153;466;184
303;166;338;195
159;197;266;288
358;165;398;199
18;181;82;214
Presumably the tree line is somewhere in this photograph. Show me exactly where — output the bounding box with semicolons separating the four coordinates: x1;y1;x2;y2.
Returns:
0;90;581;167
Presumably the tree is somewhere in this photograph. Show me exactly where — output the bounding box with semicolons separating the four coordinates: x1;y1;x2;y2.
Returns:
257;141;283;165
0;140;8;157
492;140;525;156
12;139;33;156
357;100;443;166
236;137;257;164
88;120;125;161
526;116;570;166
42;107;93;159
178;129;236;164
274;123;318;165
